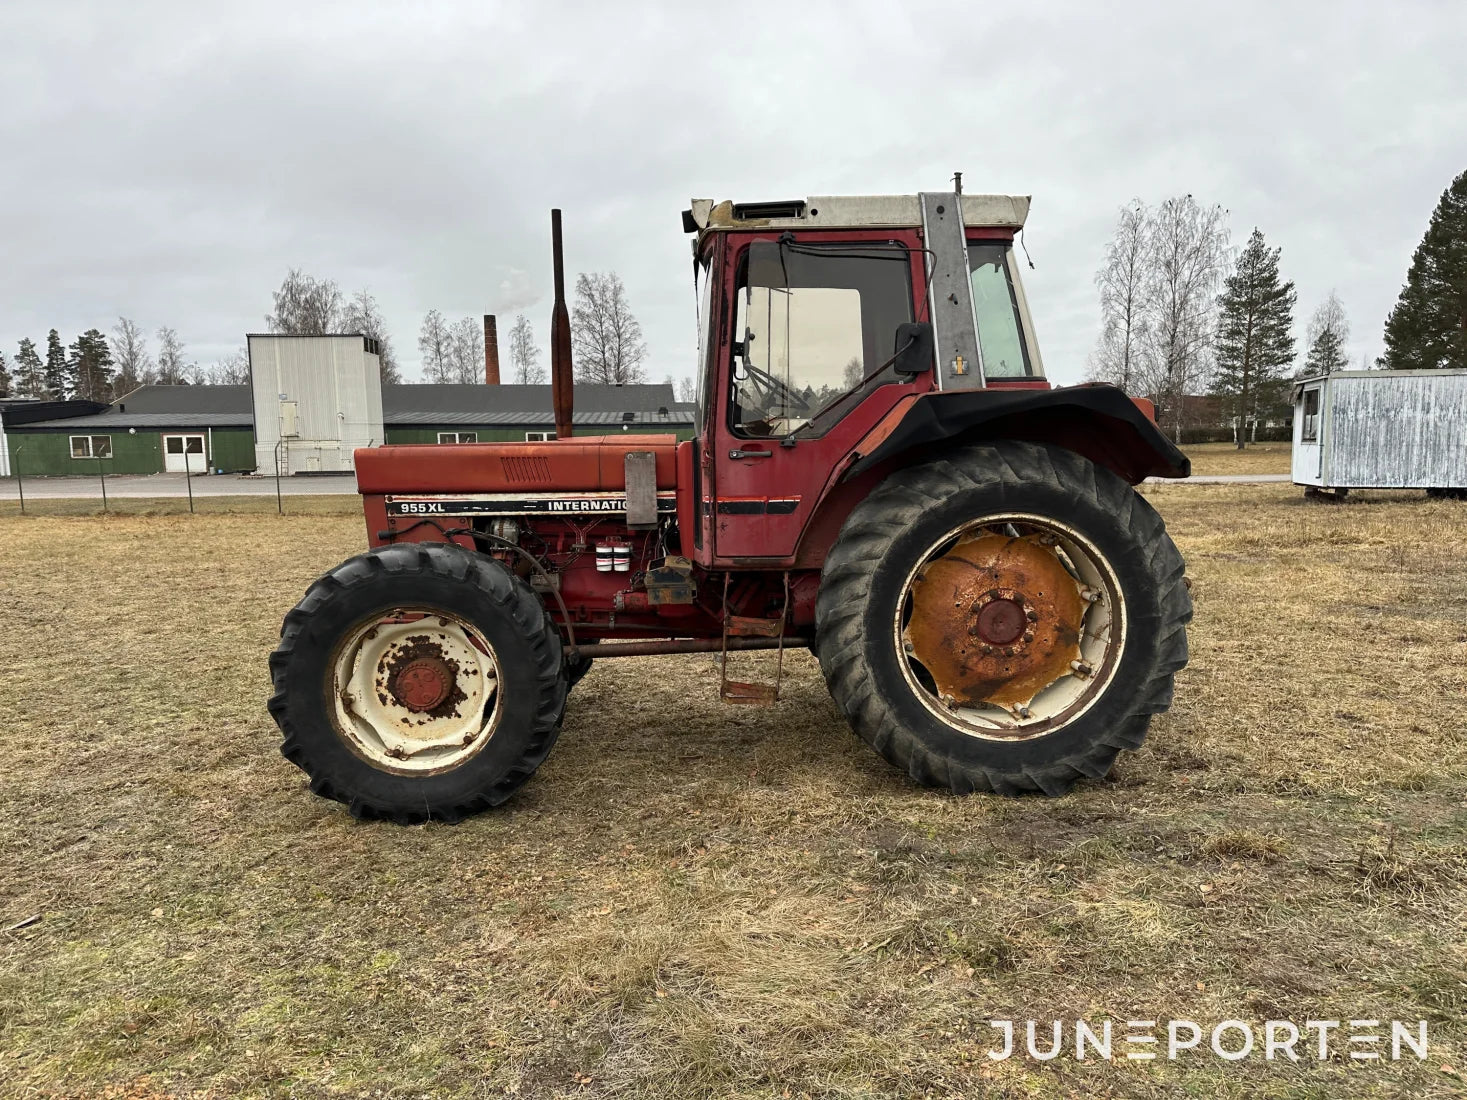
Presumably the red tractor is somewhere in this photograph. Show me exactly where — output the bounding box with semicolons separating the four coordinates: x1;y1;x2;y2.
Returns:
269;188;1192;823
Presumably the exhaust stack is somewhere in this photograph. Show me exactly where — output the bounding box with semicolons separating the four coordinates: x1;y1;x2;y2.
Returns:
483;314;500;385
550;209;574;439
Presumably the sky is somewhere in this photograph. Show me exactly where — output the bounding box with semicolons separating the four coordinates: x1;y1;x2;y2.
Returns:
2;0;1463;389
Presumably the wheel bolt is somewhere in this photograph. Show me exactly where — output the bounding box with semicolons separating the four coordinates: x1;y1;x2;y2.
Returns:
1022;631;1034;643
1070;659;1094;677
1081;587;1103;603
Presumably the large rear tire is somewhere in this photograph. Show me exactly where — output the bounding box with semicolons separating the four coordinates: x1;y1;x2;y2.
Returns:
268;542;567;823
815;441;1191;796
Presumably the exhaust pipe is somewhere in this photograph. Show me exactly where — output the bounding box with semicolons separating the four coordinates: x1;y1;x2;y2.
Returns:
550;209;574;439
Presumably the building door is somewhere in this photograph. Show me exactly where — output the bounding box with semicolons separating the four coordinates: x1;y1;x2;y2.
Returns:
163;434;207;473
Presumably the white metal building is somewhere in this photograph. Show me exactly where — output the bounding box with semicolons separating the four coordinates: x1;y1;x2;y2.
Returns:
249;334;385;474
1292;369;1467;493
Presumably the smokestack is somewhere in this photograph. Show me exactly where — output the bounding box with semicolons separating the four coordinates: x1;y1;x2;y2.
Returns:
549;208;574;439
483;314;500;385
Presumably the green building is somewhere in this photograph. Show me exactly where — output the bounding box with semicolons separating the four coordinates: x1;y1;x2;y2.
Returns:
3;383;694;478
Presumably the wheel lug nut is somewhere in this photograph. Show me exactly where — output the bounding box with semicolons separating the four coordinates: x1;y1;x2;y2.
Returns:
1025;609;1038;622
1070;659;1094;677
1081;588;1103;603
1022;631;1034;643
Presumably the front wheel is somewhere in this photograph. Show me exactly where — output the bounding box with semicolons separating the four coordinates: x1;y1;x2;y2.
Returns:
268;542;567;823
815;441;1191;795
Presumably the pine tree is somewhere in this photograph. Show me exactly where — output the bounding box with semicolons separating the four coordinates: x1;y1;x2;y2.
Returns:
0;351;11;397
15;339;45;397
1210;229;1296;448
44;329;68;399
1380;169;1467;369
67;329;115;402
1303;327;1348;375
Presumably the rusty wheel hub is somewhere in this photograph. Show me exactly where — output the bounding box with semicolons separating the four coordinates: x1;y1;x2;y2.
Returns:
332;610;502;774
904;529;1090;714
390;655;455;712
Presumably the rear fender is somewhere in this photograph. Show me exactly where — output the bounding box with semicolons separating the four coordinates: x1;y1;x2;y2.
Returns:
844;385;1188;484
792;386;1188;569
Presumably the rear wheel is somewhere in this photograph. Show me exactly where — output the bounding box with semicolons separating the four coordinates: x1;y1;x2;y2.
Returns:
815;441;1191;795
269;542;567;823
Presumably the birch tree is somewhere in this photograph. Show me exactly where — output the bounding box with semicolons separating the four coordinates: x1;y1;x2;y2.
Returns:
571;272;647;384
417;310;454;383
340;289;402;383
1302;291;1350;376
156;326;189;385
508;314;544;384
112;317;153;394
1092;200;1151;392
1140;196;1230;440
448;316;485;384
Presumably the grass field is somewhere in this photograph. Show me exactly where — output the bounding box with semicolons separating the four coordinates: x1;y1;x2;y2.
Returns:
2;484;1465;1098
1181;442;1293;477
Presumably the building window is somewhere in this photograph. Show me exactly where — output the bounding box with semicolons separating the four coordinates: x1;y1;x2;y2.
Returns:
70;435;113;459
437;432;477;444
1301;389;1320;442
525;431;558;442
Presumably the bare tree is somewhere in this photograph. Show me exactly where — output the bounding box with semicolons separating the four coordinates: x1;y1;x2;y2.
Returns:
201;347;250;385
571;272;647;384
676;375;697;403
508;313;544;384
340;289;402;383
418;310;454;383
1305;291;1350;351
448;316;484;385
1092;200;1152;393
112;317;153;394
155;326;190;385
1139;196;1230;440
267;269;343;334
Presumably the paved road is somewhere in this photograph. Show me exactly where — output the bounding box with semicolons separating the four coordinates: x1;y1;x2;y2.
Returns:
0;472;359;499
0;471;1293;501
1149;474;1292;484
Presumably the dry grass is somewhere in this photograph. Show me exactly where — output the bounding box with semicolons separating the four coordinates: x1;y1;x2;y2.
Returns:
2;485;1465;1098
1181;442;1293;477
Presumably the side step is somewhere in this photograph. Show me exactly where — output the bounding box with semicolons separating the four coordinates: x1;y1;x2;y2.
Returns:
719;575;790;705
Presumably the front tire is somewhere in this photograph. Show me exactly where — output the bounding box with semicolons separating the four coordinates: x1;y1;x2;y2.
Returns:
268;542;567;823
815;441;1191;796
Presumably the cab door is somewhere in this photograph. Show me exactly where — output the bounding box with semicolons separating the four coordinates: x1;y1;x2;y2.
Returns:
711;232;926;562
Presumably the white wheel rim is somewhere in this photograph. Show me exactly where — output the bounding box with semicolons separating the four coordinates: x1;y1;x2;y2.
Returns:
330;608;501;774
894;513;1126;742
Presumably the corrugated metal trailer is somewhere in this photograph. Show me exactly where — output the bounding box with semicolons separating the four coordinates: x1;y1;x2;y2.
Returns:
1292;369;1467;496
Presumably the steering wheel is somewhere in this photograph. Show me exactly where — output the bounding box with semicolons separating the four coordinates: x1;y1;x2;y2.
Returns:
739;360;812;418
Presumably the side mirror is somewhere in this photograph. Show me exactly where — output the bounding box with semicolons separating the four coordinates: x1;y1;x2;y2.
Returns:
892;322;934;376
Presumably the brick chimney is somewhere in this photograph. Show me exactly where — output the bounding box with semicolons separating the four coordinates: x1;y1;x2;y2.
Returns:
483;314;500;385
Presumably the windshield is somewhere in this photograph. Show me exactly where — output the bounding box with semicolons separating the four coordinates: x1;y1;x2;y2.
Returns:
967;243;1033;378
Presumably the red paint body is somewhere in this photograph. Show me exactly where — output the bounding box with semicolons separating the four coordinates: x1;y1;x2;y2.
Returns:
354;226;1178;648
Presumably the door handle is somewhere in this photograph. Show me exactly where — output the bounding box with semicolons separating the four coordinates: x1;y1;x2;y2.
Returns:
728;448;772;459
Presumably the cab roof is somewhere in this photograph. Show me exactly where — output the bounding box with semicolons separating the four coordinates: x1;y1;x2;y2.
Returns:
682;193;1031;239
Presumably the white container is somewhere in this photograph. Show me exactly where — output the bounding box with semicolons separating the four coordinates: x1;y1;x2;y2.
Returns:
1292;369;1467;491
595;544;613;572
612;545;631;572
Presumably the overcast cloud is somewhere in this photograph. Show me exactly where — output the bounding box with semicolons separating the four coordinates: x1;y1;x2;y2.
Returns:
2;0;1463;387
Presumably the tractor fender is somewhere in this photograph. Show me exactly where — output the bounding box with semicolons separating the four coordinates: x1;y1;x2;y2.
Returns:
789;386;1187;570
842;384;1189;485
